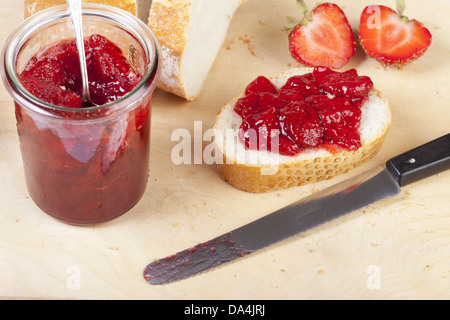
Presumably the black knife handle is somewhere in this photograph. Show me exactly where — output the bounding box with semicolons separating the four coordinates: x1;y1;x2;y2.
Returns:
386;133;450;187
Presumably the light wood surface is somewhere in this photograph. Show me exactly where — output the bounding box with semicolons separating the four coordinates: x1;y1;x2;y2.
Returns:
0;0;449;299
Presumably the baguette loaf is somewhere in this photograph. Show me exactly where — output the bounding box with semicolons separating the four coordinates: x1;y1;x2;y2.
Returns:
214;67;391;193
148;0;247;101
24;0;152;22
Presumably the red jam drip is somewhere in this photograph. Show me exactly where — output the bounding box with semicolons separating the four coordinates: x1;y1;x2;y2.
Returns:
234;67;374;156
19;34;142;108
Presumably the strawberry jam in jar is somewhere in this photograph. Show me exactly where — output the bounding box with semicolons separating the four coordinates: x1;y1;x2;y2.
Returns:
1;4;161;224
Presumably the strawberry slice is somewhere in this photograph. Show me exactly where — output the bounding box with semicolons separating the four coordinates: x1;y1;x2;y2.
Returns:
287;1;355;69
358;0;432;67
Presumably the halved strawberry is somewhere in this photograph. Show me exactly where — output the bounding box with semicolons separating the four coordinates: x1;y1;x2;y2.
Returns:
358;0;432;67
287;1;355;69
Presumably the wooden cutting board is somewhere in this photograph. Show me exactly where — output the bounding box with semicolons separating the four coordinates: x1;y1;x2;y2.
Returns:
0;0;449;299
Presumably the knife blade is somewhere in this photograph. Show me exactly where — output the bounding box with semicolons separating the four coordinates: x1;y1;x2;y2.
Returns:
144;133;450;285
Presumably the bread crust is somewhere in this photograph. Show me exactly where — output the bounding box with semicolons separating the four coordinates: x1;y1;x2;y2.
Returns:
148;0;248;101
214;72;391;193
24;0;138;18
148;0;192;99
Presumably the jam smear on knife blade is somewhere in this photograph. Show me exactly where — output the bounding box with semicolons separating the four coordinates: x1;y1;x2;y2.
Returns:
144;232;254;284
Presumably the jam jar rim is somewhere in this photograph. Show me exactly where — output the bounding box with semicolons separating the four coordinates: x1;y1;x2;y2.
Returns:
1;3;161;121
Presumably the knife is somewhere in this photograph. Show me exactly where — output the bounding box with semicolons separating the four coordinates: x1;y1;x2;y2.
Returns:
144;133;450;285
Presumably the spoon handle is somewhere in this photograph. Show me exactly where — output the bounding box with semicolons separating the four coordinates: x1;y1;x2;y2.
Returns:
67;0;90;103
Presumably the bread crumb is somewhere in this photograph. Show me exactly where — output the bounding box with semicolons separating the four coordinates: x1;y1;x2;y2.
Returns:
238;35;257;57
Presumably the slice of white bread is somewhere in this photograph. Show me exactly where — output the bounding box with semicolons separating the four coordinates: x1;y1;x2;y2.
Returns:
24;0;152;22
148;0;247;101
214;67;391;193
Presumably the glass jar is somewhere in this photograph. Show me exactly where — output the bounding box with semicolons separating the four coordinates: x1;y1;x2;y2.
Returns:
1;4;161;224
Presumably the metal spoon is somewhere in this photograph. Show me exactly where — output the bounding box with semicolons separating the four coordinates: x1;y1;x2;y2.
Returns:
67;0;95;106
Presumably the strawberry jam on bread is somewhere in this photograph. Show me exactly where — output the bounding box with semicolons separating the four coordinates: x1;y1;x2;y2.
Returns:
234;67;373;155
214;67;391;193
